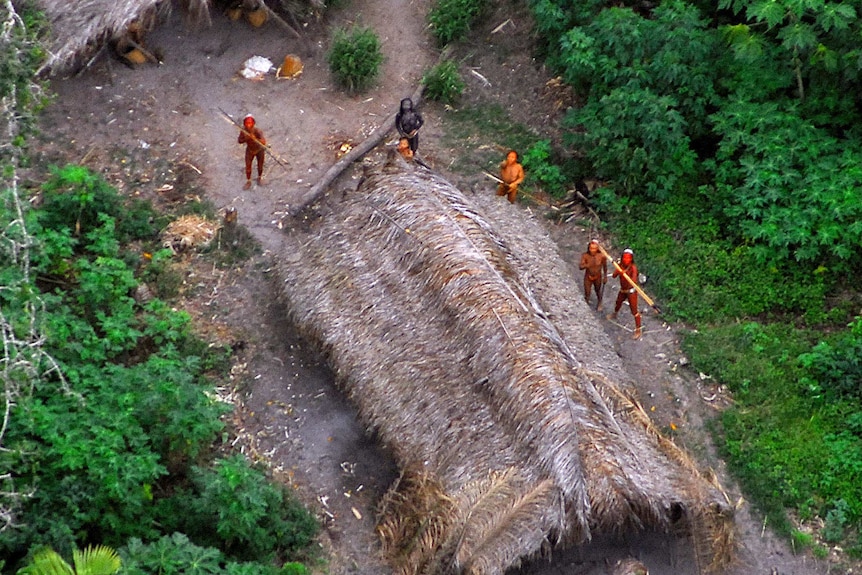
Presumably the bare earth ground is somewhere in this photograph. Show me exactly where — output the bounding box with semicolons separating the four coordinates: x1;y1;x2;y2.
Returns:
31;0;842;573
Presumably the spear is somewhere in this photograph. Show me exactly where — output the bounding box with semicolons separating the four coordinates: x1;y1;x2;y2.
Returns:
217;107;290;169
482;171;557;209
595;242;661;314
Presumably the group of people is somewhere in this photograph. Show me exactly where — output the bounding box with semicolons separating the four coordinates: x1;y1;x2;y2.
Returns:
580;239;642;339
236;103;643;339
236;98;528;199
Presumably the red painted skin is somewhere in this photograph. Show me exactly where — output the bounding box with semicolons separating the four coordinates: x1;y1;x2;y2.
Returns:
238;115;266;184
610;251;642;339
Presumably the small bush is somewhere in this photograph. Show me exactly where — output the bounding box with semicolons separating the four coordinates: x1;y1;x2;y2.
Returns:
327;26;383;92
422;60;464;105
428;0;486;46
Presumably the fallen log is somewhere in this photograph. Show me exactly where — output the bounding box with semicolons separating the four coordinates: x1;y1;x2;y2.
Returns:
289;48;451;216
289;82;426;216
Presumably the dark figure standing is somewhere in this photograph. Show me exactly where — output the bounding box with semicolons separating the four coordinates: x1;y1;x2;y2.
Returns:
607;248;642;340
238;114;266;189
579;239;608;311
395;98;423;154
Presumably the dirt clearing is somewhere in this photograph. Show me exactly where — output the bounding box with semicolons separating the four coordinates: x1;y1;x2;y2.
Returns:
32;0;835;573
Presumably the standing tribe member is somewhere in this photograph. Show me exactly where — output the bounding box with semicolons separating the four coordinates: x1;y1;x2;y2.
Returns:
237;114;266;189
607;248;642;340
395;98;424;154
579;239;608;311
496;150;525;203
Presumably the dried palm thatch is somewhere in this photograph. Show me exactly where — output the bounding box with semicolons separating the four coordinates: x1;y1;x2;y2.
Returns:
33;0;211;74
279;153;735;575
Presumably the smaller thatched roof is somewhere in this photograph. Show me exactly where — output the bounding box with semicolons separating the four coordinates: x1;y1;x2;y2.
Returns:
33;0;211;74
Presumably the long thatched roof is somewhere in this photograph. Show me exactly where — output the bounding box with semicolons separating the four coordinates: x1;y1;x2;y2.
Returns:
279;153;735;575
33;0;211;74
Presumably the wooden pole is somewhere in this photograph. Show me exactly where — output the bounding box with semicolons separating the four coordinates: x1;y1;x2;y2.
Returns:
482;171;557;209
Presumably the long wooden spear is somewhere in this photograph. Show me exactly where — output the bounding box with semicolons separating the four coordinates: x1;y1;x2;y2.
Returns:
217;107;290;169
595;243;661;314
482;171;557;209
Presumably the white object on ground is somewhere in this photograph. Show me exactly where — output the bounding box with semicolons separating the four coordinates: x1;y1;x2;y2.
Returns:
240;56;274;80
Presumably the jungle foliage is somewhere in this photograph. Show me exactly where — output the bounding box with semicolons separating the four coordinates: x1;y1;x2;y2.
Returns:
528;0;862;557
0;165;319;573
0;7;318;568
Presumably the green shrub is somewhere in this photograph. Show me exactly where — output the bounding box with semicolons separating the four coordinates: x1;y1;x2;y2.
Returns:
520;140;567;198
327;26;383;92
564;86;697;199
280;563;310;575
428;0;486;46
422;60;464;105
710;100;862;266
798;316;862;401
36;165;160;245
156;456;319;562
119;532;289;575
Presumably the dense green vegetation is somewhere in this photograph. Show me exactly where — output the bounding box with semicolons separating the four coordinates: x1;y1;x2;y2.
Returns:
0;164;319;574
0;5;318;574
527;0;862;559
428;0;488;46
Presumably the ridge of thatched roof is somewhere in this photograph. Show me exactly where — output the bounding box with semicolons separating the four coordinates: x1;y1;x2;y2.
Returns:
278;154;735;574
33;0;210;74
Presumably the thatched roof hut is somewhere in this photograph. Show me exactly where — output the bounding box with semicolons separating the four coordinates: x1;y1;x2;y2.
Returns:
279;153;734;575
31;0;211;74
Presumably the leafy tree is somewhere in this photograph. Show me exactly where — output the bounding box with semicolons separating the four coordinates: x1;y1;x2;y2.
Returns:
0;0;50;538
709;99;862;264
556;1;720;196
565;86;696;198
719;0;861;102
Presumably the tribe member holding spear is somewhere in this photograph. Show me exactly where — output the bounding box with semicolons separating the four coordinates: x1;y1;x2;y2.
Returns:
496;150;525;204
237;114;267;189
579;239;608;311
607;247;643;340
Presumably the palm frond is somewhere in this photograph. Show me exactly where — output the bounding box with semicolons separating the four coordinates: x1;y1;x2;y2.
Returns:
17;548;74;575
73;545;121;575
